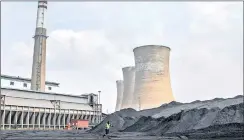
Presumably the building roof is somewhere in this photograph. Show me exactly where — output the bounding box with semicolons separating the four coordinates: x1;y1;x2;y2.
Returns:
82;93;98;96
1;87;88;99
1;74;60;87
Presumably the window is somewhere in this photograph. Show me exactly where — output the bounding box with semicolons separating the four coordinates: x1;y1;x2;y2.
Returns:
23;83;27;87
48;87;52;90
10;81;14;86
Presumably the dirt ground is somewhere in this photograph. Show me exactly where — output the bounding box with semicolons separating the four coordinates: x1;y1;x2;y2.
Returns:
0;130;184;140
1;130;243;140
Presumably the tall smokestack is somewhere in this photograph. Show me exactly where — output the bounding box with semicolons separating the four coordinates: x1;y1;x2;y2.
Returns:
133;45;174;110
31;1;48;91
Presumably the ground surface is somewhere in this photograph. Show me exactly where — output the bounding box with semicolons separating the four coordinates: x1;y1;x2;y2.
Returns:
0;131;180;140
1;96;243;140
1;130;243;140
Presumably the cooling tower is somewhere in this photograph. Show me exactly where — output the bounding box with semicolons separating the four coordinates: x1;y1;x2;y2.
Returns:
115;80;124;111
120;66;135;109
133;45;174;110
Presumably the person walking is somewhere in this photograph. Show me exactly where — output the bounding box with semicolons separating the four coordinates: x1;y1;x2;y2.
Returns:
103;121;111;138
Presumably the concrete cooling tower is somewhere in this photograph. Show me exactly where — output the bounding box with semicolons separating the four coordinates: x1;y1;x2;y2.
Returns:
133;45;174;110
115;80;124;111
120;66;135;109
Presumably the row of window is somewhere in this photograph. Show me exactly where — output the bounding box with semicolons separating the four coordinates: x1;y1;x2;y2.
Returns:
9;81;52;90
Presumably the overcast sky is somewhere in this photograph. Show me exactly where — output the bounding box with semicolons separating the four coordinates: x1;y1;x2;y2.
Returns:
2;2;243;113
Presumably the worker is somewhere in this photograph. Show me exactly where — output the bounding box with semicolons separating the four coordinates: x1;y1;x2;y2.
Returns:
103;121;112;138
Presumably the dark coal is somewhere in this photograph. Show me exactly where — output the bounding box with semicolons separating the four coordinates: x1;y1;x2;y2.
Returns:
90;95;243;139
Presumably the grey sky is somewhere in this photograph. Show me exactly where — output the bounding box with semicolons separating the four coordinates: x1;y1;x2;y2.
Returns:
2;2;243;113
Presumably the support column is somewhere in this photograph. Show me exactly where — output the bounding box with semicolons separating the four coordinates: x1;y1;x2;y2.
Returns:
67;109;70;124
53;108;56;130
72;110;75;120
33;108;36;129
21;107;24;129
14;110;18;129
88;111;91;122
9;106;12;129
84;111;87;120
2;100;5;129
58;109;61;129
80;114;83;120
48;109;51;129
92;112;95;124
72;110;75;128
38;109;41;129
63;111;65;129
43;108;46;129
27;107;30;129
85;111;89;120
75;110;78;120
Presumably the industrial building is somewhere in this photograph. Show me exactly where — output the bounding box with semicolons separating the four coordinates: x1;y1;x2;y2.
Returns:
1;82;101;130
120;67;135;110
133;45;174;110
1;1;102;130
1;75;59;92
115;80;124;111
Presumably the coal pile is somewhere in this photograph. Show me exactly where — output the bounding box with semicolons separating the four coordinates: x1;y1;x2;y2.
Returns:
90;95;243;139
152;95;243;118
124;103;243;136
164;123;244;139
89;108;141;133
122;116;164;132
138;101;183;117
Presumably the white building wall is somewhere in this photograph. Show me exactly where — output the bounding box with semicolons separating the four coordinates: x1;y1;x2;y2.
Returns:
1;79;59;92
1;88;88;104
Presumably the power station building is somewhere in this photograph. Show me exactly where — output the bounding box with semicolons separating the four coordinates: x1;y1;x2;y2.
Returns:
133;45;174;110
0;1;102;130
1;78;102;130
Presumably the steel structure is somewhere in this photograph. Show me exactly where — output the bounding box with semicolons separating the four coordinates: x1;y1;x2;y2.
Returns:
115;80;124;111
120;67;135;110
133;45;174;110
0;88;102;130
31;1;48;92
